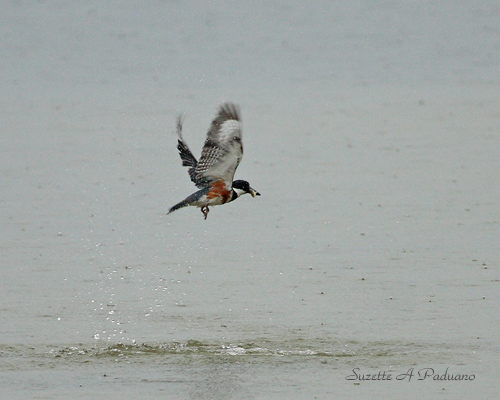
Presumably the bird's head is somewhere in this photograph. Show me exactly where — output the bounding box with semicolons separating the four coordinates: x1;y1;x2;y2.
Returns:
232;180;260;198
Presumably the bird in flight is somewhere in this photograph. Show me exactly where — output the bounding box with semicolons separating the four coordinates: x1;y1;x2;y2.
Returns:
168;102;260;219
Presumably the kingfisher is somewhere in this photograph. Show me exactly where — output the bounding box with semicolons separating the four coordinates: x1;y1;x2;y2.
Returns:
168;102;260;219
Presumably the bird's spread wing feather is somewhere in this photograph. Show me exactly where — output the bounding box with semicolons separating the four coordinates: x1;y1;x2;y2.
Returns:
175;114;203;187
193;103;243;188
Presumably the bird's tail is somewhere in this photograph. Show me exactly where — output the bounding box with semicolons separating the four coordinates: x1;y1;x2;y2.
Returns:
168;189;207;215
168;199;189;215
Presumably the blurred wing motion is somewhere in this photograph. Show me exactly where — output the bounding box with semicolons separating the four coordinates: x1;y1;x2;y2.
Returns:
175;115;200;186
175;103;243;189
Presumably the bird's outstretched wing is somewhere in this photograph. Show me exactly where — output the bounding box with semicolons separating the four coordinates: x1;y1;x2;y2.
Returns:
175;103;243;189
175;115;202;187
194;103;243;188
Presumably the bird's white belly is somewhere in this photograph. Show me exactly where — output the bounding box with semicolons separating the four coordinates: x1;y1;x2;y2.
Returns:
192;194;226;207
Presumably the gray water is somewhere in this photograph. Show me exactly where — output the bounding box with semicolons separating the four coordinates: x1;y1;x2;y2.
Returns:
1;1;499;399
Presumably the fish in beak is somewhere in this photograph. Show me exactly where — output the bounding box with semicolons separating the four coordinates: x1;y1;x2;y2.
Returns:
249;187;260;198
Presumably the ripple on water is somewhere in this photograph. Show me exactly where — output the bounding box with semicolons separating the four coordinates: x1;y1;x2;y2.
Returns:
0;338;474;370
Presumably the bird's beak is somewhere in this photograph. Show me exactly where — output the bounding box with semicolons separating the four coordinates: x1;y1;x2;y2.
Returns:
249;187;260;198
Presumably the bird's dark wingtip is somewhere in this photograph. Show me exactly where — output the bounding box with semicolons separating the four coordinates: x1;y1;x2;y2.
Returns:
175;114;184;138
217;102;241;123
